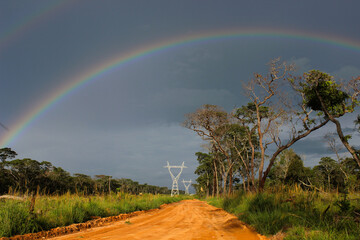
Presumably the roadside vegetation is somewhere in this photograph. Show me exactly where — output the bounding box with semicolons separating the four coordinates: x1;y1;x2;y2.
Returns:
0;193;190;237
186;59;360;239
206;188;360;240
0;147;189;238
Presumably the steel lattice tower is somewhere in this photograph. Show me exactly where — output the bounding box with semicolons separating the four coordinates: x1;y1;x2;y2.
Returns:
182;179;192;195
164;161;187;196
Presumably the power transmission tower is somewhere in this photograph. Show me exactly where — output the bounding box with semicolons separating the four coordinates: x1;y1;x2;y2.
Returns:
164;161;187;196
182;179;192;195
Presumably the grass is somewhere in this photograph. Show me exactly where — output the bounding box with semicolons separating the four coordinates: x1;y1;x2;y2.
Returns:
206;188;360;240
0;193;191;237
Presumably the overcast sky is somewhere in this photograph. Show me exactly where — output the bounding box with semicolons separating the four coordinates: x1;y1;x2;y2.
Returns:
1;0;360;191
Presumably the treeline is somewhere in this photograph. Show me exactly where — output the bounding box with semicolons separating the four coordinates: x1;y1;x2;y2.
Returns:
193;149;360;196
0;148;170;195
184;59;360;195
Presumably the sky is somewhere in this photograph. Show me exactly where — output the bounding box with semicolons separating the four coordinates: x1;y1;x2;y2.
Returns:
1;0;360;192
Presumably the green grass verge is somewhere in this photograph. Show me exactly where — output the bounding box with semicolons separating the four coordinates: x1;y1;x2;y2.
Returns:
206;190;360;240
0;193;191;237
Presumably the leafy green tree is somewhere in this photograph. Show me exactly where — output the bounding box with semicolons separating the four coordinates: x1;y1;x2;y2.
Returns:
95;175;112;193
0;148;17;163
268;149;307;185
0;166;11;194
316;157;343;191
0;148;17;194
302;71;360;167
73;173;95;194
46;167;72;194
194;152;214;196
5;158;52;193
233;103;261;190
286;153;307;184
222;122;260;192
342;157;360;191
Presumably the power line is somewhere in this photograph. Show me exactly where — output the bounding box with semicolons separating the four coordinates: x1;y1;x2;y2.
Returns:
0;122;8;131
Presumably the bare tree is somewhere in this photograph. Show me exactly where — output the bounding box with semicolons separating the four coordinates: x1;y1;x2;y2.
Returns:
183;104;235;195
324;133;349;182
242;59;331;191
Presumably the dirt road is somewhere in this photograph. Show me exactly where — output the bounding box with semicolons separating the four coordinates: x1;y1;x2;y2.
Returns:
50;199;267;240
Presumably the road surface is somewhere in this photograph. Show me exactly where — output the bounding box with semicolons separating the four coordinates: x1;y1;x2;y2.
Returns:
47;199;267;240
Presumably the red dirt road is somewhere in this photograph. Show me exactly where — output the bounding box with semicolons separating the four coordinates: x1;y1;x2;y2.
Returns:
50;199;267;240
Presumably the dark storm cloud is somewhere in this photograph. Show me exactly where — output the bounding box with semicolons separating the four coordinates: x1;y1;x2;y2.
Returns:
1;0;360;187
14;122;202;188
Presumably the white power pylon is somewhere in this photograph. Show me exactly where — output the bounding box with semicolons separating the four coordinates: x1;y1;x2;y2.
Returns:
182;179;192;195
164;161;187;196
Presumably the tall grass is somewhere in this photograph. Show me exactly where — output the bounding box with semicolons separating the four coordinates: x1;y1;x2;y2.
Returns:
206;188;360;240
0;193;190;237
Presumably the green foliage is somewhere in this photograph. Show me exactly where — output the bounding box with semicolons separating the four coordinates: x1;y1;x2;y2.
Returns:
267;150;360;193
0;193;191;237
0;154;171;195
302;70;349;115
268;149;308;185
0;199;40;237
315;157;346;192
194;152;214;196
0;148;17;163
206;190;360;239
234;102;270;122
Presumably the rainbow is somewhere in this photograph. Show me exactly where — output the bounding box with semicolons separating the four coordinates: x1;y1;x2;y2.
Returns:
0;0;72;53
1;28;360;147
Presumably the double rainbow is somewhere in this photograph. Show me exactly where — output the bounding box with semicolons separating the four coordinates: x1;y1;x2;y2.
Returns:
1;28;360;147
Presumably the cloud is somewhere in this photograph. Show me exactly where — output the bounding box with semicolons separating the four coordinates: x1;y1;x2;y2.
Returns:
13;123;202;189
332;66;360;80
289;57;311;73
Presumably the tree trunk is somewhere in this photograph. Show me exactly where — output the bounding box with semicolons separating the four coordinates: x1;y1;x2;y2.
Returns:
314;89;360;168
332;118;360;168
214;160;219;196
256;103;266;191
228;166;233;195
248;132;256;189
222;172;228;196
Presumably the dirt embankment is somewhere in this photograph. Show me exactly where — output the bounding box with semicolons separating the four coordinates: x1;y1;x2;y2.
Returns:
3;199;268;240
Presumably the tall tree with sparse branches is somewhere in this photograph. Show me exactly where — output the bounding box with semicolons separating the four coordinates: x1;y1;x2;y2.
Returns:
183;104;235;195
241;59;332;191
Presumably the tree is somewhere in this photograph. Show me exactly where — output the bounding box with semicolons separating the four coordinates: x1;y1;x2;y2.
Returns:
286;152;307;184
183;104;234;195
0;148;17;193
302;71;360;167
0;148;17;163
317;157;341;191
5;158;52;193
241;59;331;191
73;173;95;194
233;103;262;191
194;152;214;196
95;175;112;194
268;149;306;185
46;167;72;194
342;157;360;191
222;122;260;192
